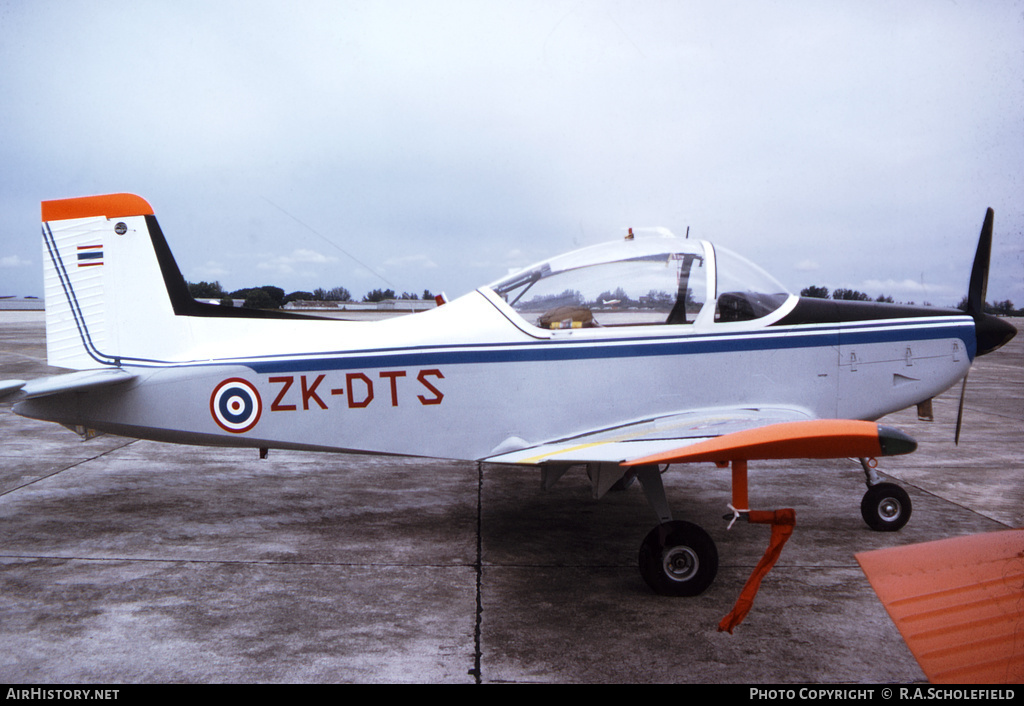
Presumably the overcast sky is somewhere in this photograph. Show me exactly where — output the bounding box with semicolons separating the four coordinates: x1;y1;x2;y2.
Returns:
1;1;1021;307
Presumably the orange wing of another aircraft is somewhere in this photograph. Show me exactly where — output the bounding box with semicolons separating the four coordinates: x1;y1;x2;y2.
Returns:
856;530;1024;684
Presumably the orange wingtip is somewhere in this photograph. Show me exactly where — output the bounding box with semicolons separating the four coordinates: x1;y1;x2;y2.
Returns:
42;193;154;222
856;530;1024;684
622;420;915;465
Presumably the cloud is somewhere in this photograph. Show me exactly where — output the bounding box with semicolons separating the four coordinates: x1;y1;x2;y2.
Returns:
383;254;438;269
859;278;958;304
0;255;31;268
0;2;1020;302
192;261;231;281
794;259;820;272
256;249;340;278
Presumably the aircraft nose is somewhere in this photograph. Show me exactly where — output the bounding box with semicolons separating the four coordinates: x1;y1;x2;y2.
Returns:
975;313;1017;357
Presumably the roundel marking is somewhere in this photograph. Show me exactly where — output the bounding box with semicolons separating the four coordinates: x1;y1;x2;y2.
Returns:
210;378;262;433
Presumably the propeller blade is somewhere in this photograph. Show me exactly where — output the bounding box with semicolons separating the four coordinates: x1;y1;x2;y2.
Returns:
966;208;993;320
963;209;1016;356
953;209;1017;445
954;373;968;446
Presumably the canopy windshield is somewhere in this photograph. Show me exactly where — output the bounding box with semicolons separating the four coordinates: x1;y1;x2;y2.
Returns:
711;245;791;323
487;237;709;329
486;236;791;330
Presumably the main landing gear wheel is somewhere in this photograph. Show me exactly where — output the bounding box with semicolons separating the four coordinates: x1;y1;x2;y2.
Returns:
860;482;912;532
638;520;718;596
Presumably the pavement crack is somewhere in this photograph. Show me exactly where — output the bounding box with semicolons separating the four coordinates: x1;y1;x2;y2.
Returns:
0;438;138;498
470;460;483;684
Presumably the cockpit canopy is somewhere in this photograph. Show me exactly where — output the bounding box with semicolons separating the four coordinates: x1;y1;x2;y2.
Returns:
486;233;790;330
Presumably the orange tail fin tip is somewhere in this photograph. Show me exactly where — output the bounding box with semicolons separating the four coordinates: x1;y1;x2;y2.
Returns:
42;193;154;222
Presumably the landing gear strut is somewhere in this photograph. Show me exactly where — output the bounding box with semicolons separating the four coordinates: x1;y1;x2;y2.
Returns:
859;458;912;531
633;465;719;596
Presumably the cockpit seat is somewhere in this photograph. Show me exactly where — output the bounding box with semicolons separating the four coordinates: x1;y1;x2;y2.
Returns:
716;291;788;323
539;306;596;329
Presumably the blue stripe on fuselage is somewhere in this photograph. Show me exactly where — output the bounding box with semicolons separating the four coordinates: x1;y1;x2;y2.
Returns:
838;319;977;360
244;319;975;374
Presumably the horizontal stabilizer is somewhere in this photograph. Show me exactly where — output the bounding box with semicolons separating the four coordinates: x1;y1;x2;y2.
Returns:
622;420;916;466
0;379;27;399
20;368;137;399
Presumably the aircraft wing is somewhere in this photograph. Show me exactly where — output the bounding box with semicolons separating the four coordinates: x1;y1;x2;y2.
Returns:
856;530;1024;684
484;407;815;465
485;407;916;466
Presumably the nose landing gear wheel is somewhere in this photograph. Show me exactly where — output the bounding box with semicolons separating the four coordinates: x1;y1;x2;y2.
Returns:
861;482;911;531
638;520;718;596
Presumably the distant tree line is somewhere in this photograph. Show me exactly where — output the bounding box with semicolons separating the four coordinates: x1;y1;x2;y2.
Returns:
955;296;1022;316
800;285;1022;315
187;281;435;310
800;285;894;303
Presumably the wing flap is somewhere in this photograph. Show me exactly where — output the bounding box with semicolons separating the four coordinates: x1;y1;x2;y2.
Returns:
487;437;706;465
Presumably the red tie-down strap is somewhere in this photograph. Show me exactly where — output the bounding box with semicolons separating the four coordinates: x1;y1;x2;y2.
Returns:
718;508;796;633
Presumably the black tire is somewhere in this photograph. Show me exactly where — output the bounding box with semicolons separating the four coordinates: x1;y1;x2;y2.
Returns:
638;520;718;596
861;482;912;532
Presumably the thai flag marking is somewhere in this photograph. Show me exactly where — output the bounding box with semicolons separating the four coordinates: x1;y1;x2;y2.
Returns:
77;244;103;267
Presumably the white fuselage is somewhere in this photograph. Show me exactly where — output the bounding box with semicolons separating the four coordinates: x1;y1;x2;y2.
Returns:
18;209;977;461
19;286;974;461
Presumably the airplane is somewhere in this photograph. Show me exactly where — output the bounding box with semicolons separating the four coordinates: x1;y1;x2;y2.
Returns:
0;193;1016;621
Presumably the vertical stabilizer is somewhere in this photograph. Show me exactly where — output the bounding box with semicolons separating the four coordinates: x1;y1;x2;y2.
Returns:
41;194;189;369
